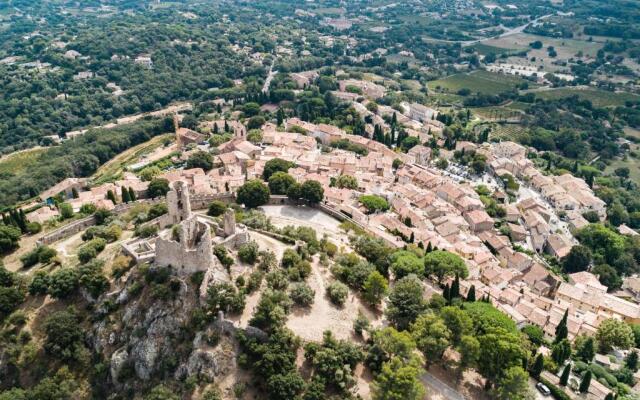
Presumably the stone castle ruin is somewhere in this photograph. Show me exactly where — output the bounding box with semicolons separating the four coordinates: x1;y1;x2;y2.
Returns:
121;181;249;282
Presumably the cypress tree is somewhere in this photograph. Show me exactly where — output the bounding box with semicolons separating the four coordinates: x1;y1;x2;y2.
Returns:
213;123;219;134
426;242;433;253
409;232;414;243
625;350;639;371
18;209;28;232
531;353;544;378
443;284;451;303
560;363;571;386
121;187;131;203
129;187;136;201
555;310;568;343
224;120;229;133
604;394;614;400
579;370;592;393
72;187;79;198
451;274;460;299
466;285;476;302
107;190;117;204
277;108;284;126
418;242;424;249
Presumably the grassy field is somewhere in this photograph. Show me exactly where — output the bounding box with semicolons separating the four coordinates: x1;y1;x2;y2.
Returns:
427;70;529;95
0;147;46;176
92;133;173;184
532;88;640;107
472;43;524;56
605;156;640;183
624;127;640;140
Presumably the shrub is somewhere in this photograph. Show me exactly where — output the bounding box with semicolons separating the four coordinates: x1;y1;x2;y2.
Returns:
43;308;84;361
290;282;315;307
327;281;348;306
206;282;246;314
238;241;259;264
214;245;234;268
135;224;159;238
26;222;42;234
354;311;370;336
207;200;227;217
29;271;50;295
48;268;80;299
78;259;109;298
246;270;264;293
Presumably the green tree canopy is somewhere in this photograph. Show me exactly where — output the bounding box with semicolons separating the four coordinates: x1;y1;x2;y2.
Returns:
423;250;468;282
237;179;270;208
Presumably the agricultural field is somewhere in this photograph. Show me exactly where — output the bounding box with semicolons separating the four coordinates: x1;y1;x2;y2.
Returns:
471;106;524;121
482;123;529;141
427;70;530;95
92;133;174;184
0;147;46;177
483;32;604;73
532;87;640;107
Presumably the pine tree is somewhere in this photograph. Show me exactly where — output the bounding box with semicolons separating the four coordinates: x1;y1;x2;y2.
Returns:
530;353;544;378
450;274;460;299
216;103;222;113
604;394;615;400
579;370;592;393
129;187;136;201
466;285;476;302
555;310;568;343
418;242;424;249
72;187;79;198
559;363;571;386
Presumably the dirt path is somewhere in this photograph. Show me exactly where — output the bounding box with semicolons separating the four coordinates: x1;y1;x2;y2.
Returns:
286;258;381;342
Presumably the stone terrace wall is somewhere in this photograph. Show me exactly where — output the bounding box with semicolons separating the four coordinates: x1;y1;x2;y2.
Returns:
37;199;161;246
37;216;97;245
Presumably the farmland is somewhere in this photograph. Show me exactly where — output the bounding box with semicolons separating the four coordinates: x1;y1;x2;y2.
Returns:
0;147;46;177
427;70;530;95
531;87;640;107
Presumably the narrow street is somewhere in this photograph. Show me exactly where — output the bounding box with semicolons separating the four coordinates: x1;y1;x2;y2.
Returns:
421;371;466;400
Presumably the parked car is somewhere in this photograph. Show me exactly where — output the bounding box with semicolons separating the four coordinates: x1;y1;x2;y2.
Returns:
536;382;551;396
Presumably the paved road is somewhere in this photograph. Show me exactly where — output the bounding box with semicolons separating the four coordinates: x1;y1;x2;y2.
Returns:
262;64;277;93
421;371;466;400
461;13;554;46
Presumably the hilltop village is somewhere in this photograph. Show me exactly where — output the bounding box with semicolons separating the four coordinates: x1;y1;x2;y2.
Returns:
2;0;640;399
5;79;637;398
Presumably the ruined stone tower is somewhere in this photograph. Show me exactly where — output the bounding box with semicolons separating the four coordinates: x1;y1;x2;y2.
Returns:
165;180;192;226
155;216;216;275
223;208;236;236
